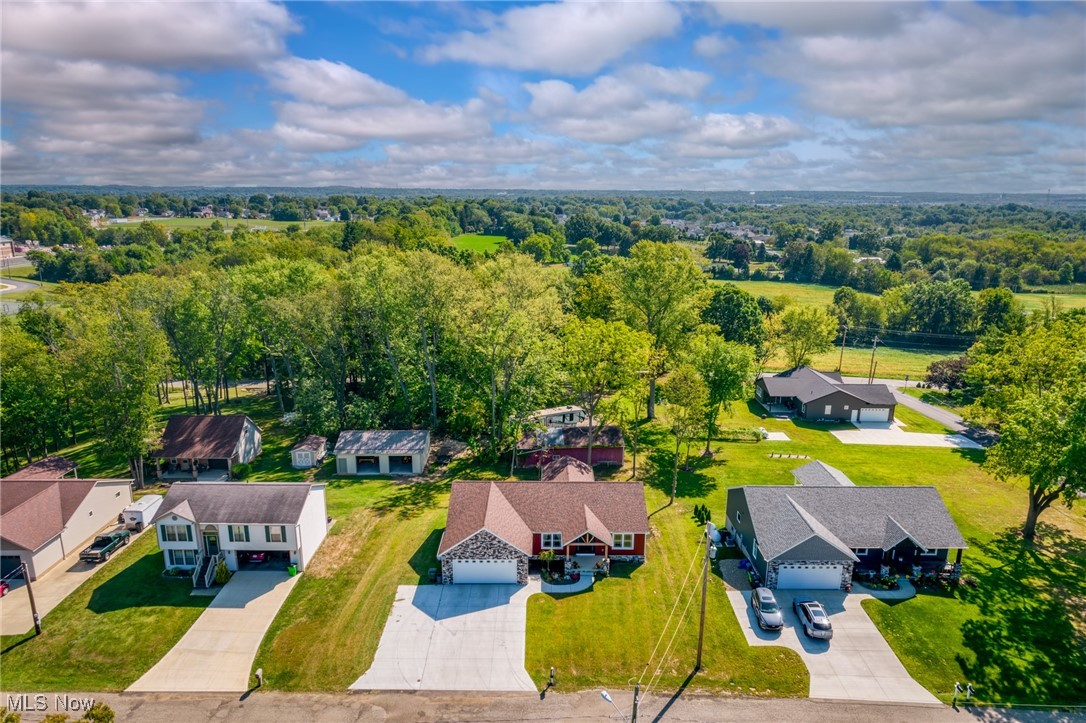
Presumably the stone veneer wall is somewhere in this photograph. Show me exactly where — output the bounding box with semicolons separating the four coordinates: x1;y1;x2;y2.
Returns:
765;559;854;590
440;530;529;584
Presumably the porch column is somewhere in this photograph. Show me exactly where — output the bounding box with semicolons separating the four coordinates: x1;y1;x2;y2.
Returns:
227;457;233;480
155;458;162;480
191;459;198;480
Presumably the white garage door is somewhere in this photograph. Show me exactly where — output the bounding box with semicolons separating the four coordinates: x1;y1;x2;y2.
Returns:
858;407;891;422
776;564;843;590
451;559;518;584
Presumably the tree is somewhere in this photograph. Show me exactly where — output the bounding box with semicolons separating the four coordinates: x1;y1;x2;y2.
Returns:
702;284;765;347
975;287;1026;334
985;389;1086;540
66;281;170;487
561;318;652;464
925;356;971;393
661;364;708;505
816;220;842;244
564;213;601;244
520;233;552;262
688;333;754;454
777;305;838;368
616;374;649;479
612;241;708;419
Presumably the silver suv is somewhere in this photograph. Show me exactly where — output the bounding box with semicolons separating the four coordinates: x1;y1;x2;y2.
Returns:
793;598;833;640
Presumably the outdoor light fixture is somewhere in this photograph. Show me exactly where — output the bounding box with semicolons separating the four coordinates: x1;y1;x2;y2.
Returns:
600;690;629;722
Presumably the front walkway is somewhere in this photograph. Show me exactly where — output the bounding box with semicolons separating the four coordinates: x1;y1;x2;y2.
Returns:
0;524;146;636
127;571;298;693
351;583;538;692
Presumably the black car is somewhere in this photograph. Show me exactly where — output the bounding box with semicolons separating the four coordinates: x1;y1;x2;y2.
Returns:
750;587;784;631
793;597;833;640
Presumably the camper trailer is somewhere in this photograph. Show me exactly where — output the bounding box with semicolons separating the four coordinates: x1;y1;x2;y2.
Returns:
122;495;164;532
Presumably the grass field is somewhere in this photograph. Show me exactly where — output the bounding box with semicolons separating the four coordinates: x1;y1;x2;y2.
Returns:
452;234;506;253
901;386;968;416
0;264;62;302
766;344;950;379
727;279;1086;312
0;532;213;691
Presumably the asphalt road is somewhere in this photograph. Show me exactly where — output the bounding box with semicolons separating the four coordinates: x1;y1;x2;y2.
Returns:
2;690;1079;723
0;257;40;315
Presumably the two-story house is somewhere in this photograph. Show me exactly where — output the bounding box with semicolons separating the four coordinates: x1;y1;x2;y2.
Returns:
152;482;327;587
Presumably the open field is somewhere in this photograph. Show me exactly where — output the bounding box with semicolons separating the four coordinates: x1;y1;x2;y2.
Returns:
0;264;62;302
0;532;214;691
766;344;951;379
901;386;968;417
452;234;506;253
727;279;1086;312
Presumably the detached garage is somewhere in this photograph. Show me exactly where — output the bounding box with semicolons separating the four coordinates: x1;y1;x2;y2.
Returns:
334;430;430;476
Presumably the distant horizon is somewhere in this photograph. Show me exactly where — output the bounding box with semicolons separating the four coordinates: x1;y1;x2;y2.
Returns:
2;2;1083;193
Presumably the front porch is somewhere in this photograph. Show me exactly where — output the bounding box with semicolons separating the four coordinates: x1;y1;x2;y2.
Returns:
157;457;232;481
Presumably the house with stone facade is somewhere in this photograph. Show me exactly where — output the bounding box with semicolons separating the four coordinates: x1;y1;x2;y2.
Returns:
725;483;965;590
437;480;649;584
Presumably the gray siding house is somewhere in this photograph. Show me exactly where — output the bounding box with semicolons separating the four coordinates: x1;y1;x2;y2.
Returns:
755;365;896;422
725;479;966;590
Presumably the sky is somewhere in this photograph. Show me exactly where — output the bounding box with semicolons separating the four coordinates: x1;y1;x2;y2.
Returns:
1;1;1084;192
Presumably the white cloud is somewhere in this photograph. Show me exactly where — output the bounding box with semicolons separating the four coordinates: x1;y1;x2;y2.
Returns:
766;5;1086;126
693;34;737;58
709;1;918;37
265;58;408;108
1;1;297;69
420;1;682;75
273;98;491;151
383;137;565;165
616;65;713;99
667;113;810;158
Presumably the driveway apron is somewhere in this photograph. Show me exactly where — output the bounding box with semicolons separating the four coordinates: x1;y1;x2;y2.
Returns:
127;571;298;693
725;586;939;704
351;582;538;692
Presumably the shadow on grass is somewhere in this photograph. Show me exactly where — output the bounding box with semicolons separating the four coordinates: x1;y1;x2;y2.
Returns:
651;667;697;723
643;447;718;501
408;529;444;584
955;523;1086;706
87;549;210;614
1;633;36;655
790;418;855;433
372;478;451;519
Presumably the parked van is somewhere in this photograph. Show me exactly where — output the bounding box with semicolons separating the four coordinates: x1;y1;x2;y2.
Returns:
122;494;164;532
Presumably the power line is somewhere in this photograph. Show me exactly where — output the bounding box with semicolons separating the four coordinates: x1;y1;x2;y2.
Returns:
634;542;703;686
642;582;701;700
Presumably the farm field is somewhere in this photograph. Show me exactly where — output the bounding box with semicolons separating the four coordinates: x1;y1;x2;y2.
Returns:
452;234;506;253
765;343;951;379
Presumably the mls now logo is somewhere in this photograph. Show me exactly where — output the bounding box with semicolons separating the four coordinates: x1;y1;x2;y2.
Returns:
6;694;96;713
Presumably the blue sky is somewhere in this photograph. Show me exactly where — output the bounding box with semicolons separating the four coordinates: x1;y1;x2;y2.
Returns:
2;1;1084;192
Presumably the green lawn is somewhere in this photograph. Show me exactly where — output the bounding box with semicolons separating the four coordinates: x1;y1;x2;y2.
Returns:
526;489;807;695
901;386;968;416
452;234;506;253
0;532;213;691
0;264;63;302
254;477;448;690
892;402;953;434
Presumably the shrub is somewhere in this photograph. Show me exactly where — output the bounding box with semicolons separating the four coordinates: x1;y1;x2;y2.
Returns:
231;463;250;480
214;559;231;585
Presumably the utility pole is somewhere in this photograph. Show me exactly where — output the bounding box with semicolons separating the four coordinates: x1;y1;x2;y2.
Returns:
22;562;41;635
631;682;640;723
867;336;880;384
837;325;848;372
695;522;711;671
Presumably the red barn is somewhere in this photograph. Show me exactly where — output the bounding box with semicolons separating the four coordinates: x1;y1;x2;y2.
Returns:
516;425;624;469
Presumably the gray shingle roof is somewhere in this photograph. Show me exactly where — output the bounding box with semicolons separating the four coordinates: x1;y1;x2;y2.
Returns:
151;482;313;525
517;425;624;451
334;430;430;456
792;460;854;487
733;485;966;561
759;366;895;406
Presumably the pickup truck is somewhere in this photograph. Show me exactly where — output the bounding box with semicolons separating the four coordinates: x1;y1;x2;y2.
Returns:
79;531;131;563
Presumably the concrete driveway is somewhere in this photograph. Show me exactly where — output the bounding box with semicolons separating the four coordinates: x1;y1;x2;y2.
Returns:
351;582;538;692
127;571;298;693
831;424;982;449
726;586;938;704
0;525;146;636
